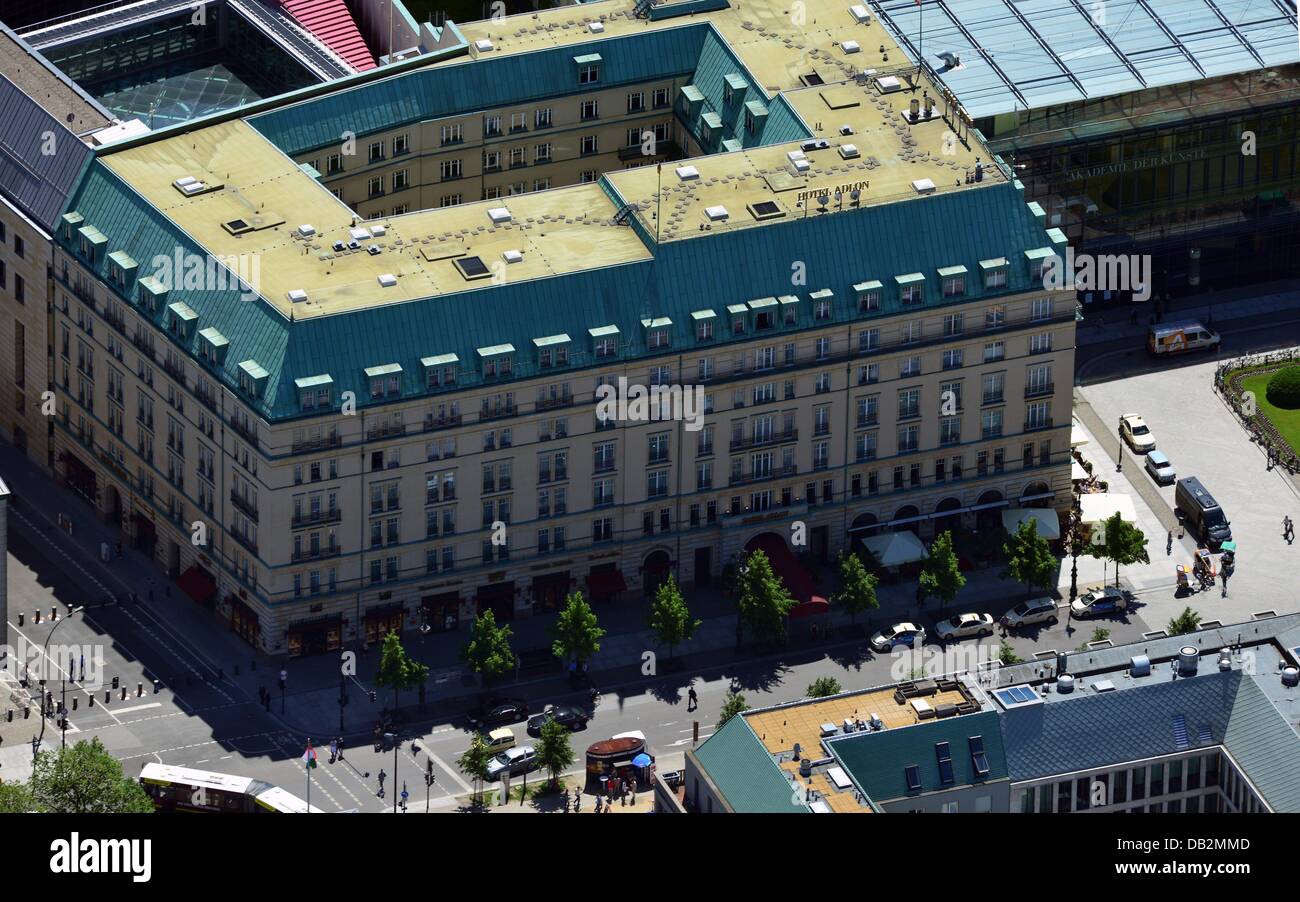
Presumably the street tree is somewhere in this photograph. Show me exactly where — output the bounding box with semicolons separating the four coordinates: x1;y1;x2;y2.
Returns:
1168;606;1202;636
736;550;796;644
806;676;842;698
832;551;879;627
551;591;606;667
1089;513;1149;587
718;691;749;727
919;531;966;609
997;640;1024;666
0;781;36;813
1002;518;1059;599
461;610;515;681
647;574;701;659
457;732;493;806
535;717;575;790
375;629;430;712
29;738;153;813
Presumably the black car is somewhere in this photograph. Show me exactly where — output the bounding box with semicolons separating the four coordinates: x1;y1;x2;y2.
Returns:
465;698;529;729
526;704;589;735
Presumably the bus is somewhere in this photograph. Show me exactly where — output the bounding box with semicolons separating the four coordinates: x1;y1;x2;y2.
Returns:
139;763;325;813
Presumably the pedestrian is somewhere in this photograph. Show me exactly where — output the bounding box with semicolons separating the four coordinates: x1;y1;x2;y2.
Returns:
687;687;697;711
594;795;602;813
329;738;338;762
574;790;582;813
1166;530;1172;556
337;737;345;761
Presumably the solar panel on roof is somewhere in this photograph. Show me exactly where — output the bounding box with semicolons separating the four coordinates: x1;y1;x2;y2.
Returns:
904;764;921;792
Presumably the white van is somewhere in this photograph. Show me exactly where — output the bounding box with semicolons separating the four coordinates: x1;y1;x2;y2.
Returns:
1147;320;1220;356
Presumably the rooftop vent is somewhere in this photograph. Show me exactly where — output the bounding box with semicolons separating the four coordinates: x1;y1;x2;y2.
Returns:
675;165;700;181
287;289;308;303
377;273;397;288
704;205;729;222
800;71;826;87
487;207;512;225
801;139;831;152
1283;667;1299;687
474;38;494;52
876;75;902;93
1056;674;1075;693
841;40;861;54
367;245;381;256
502;249;523;264
332;241;345;252
838;144;860;159
911;178;937;194
746;200;785;222
1130;654;1151;677
371;225;387;237
1218;650;1232;671
173;176;209;196
454;256;492;281
840;125;854;136
1178;646;1199;676
297;224;316;239
587;21;604;33
350;227;372;241
850;5;871;23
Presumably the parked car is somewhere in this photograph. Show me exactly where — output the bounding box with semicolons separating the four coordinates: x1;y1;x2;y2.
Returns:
933;612;995;641
1000;597;1059;630
527;704;589;735
870;622;926;652
1119;414;1156;453
466;698;530;729
1144;449;1176;485
1070;586;1129;618
486;745;537;781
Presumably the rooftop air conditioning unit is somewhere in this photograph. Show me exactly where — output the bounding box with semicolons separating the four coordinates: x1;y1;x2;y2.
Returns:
1056;674;1075;693
911;178;936;194
377;274;397;287
675;165;700;181
487;207;512;224
876;75;902;93
1129;654;1151;677
371;225;387;237
1283;666;1300;688
474;38;494;52
1178;646;1199;676
850;5;871;24
350;227;372;241
287;289;308;303
841;40;861;54
367;245;381;256
296;224;316;239
838;144;860;160
503;249;523;264
704;205;729;222
801;139;830;152
587;21;604;33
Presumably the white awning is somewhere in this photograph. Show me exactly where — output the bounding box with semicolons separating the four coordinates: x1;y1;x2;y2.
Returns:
863;530;928;567
1070;423;1089;448
1071;461;1089;482
1002;508;1061;540
1079;493;1138;526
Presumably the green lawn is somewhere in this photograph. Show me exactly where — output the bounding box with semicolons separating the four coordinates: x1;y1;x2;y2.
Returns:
1240;372;1300;453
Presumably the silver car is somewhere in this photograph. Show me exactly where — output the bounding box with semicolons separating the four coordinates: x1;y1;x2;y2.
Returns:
486;745;537;781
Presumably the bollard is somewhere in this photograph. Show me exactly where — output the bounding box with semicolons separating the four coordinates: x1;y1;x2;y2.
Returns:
17;612;23;627
137;682;143;697
112;676;119;690
88;694;94;707
34;610;41;624
51;607;57;620
104;690;110;703
153;680;160;694
23;706;30;719
120;687;127;701
5;709;10;722
72;697;78;711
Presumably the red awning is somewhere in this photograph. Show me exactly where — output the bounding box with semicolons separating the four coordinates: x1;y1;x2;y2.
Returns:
586;568;628;596
176;566;217;605
745;534;827;610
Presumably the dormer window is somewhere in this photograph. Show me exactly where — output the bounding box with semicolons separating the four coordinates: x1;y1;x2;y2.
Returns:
643;317;672;350
198;327;228;366
366;364;403;399
811;289;834;321
478;344;516;380
779;295;799;325
855;281;882;312
939;266;968;298
533;333;572;370
422;353;459;389
576;54;601;84
167;301;198;339
237;360;268;399
296;374;335;411
107;251;137;290
728;304;748;336
896;274;925;306
748;296;778;330
692;310;715;341
589;325;619;359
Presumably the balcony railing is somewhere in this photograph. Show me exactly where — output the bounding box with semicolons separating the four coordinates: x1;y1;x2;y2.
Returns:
292;508;342;528
291;433;339;453
424;413;462;431
1024;383;1055;399
229;490;259;523
231;531;259;556
729;428;798;452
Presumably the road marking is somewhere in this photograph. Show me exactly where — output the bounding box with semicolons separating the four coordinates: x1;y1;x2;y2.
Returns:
111;702;162;715
426;748;472;794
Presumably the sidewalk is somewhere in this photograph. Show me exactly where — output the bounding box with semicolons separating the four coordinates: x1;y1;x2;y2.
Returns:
1075;280;1300;347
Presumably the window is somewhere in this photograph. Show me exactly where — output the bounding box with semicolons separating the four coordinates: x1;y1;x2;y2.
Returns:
940;418;961;446
627;91;645;113
943;313;964;336
696;318;714;341
368;176;383;197
368;140;384;162
898;388;920;420
393;133;409;155
901;282;923;305
941;348;963;370
1031;297;1052;322
535;107;552;128
510;112;527;132
1026;401;1051;430
901;320;922;344
440;123;463;145
984;267;1007;289
483;150;501;172
981;409;1003;439
984;340;1005;362
986;305;1006;329
653;87;670;108
580;135;598;156
942;275;965;297
1026;363;1052;397
327;153;343;173
483;115;502;137
982;372;1004;405
440;159;463;180
580;99;599;121
1030;332;1053;354
579;63;600;84
392;169;410;192
900;356;921;378
535;143;552;163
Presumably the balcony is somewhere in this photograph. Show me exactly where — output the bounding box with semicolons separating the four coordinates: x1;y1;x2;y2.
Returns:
292;508;342;528
229;490;259;523
480;403;517;422
292;544;340;563
230;417;259;446
231;530;259;555
162;358;186;383
1024;383;1055;399
731;464;798;486
424;413;462;431
1025;417;1056;433
856;415;878;429
366;422;405;441
536;394;574;412
729;428;798;452
291;433;339;454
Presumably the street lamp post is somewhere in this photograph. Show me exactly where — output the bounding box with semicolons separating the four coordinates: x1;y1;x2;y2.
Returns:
34;606;84;761
1116;416;1124;473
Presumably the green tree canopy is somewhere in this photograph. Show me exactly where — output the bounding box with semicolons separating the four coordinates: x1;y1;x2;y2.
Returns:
718;691;749;727
29;738;153;813
550;591;606;665
374;630;430;710
1001;518;1059;599
997;640;1024;666
919;530;966;609
1089;513;1150;587
647;575;700;659
832;551;879;626
457;732;494;805
534;717;576;789
736;550;796;644
0;781;36;813
806;676;842;698
461;610;516;679
1168;606;1202;636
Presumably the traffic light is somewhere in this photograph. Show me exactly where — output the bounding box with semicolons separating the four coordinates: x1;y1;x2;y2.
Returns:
368;690;377;703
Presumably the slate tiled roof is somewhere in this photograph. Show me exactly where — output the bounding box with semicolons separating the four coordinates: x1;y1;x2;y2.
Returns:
694;715;809;813
829;711;1008;803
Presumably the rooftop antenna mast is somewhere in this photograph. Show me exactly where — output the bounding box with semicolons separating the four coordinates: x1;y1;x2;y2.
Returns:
917;0;924;82
656;162;663;246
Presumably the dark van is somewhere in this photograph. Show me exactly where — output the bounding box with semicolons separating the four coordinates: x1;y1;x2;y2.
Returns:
1175;477;1231;548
